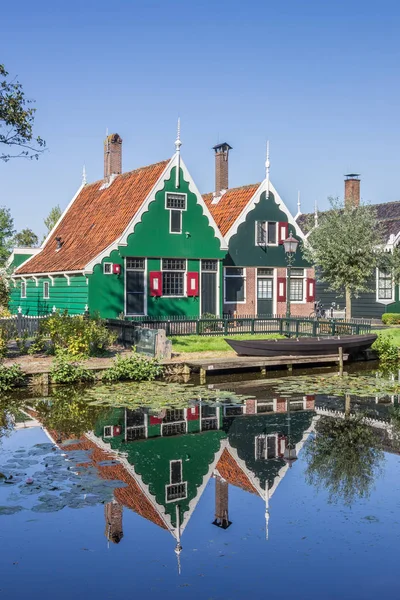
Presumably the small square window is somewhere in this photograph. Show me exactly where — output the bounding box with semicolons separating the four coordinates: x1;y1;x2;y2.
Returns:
43;282;50;300
103;263;112;275
202;260;218;272
166;193;186;210
104;426;113;437
256;221;277;245
126;258;145;270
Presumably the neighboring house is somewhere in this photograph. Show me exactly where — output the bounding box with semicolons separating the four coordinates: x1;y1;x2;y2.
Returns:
204;144;315;317
9;129;227;317
296;175;400;319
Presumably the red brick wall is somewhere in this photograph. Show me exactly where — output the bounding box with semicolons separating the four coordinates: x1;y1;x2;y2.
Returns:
277;267;315;317
245;399;257;414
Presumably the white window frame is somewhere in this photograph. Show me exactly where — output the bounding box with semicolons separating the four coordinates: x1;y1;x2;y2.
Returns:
161;259;186;298
165;192;187;235
376;267;395;305
43;281;50;300
289;268;306;304
103;425;113;438
103;262;113;275
20;281;26;299
254;434;279;460
224;267;246;304
255;221;278;247
165;459;188;503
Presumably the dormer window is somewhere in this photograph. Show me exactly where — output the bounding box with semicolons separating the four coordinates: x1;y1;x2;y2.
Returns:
166;193;186;234
256;221;277;246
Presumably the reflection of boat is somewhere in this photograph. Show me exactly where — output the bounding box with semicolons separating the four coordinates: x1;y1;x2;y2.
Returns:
225;334;377;357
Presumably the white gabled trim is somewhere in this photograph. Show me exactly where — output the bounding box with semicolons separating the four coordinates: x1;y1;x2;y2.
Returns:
32;276;39;287
48;275;54;285
84;153;228;274
64;274;70;286
224;178;305;244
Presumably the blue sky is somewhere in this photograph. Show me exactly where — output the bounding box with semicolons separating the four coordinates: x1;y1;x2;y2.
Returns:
1;0;400;237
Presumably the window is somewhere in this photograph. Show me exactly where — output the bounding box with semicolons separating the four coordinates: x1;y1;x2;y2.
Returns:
170;209;182;233
255;434;278;460
258;268;274;276
166;193;186;210
43;282;50;300
377;268;393;300
21;281;26;299
103;262;112;275
290;268;304;302
256;221;277;245
166;460;187;502
104;426;113;438
166;193;186;234
162;259;186;296
224;267;245;303
126;258;145;270
202;259;218;272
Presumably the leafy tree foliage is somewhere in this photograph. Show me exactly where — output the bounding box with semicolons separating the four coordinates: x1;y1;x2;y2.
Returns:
304;415;384;506
0;207;15;266
0;64;45;161
302;197;383;316
12;227;39;248
43;205;62;241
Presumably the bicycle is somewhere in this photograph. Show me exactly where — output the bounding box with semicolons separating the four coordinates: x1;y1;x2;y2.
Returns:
309;300;326;319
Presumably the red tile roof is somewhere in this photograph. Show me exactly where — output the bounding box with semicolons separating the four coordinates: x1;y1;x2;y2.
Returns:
216;448;259;495
203;184;260;236
16;160;170;274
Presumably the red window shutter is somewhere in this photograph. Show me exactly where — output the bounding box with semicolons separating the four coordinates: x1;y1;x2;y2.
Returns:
150;272;162;297
306;278;315;302
113;264;121;275
278;222;289;244
186;406;199;421
113;425;121;436
277;277;286;302
150;415;163;425
187;272;199;297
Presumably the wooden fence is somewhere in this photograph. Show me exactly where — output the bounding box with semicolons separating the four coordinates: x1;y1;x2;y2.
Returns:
114;315;372;338
0;313;51;338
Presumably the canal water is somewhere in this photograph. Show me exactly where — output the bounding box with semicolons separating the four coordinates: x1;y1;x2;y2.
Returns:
1;372;400;599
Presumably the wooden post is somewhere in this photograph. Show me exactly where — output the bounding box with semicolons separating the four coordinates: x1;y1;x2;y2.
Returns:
260;366;267;376
338;346;343;376
200;367;206;384
287;362;293;374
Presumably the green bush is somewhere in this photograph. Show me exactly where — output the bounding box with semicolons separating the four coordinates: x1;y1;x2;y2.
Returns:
42;312;116;358
102;353;162;383
372;334;400;367
0;326;10;358
0;363;24;392
27;333;47;355
15;331;29;355
50;356;95;384
382;313;400;325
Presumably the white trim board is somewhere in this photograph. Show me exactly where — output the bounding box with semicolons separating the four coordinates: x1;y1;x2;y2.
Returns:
224;178;306;244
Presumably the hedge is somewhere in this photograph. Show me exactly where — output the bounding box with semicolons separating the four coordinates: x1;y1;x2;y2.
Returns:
382;313;400;325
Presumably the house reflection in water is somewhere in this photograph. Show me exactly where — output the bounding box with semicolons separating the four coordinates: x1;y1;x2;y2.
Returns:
50;395;317;566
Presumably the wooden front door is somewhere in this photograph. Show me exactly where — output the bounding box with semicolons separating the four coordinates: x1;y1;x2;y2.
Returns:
257;276;274;316
201;260;218;316
126;258;146;315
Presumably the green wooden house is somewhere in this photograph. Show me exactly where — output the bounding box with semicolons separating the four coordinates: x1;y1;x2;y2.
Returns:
204;144;315;318
9;128;227;318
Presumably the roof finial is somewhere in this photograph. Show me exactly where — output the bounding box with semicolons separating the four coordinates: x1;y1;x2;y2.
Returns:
82;164;87;186
265;141;270;198
297;191;301;214
175;117;182;189
265;481;270;541
314;200;318;227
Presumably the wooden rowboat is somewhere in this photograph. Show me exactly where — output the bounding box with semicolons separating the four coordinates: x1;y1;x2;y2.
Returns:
225;334;377;357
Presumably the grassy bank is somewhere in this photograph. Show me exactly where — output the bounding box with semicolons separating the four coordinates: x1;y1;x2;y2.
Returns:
169;333;283;353
376;328;400;346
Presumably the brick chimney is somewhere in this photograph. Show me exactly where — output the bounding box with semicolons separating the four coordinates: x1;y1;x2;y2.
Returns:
104;133;122;179
344;174;360;208
104;500;123;544
213;142;232;196
212;474;231;529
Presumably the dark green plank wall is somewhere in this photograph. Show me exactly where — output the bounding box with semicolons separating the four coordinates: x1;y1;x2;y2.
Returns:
10;276;88;315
